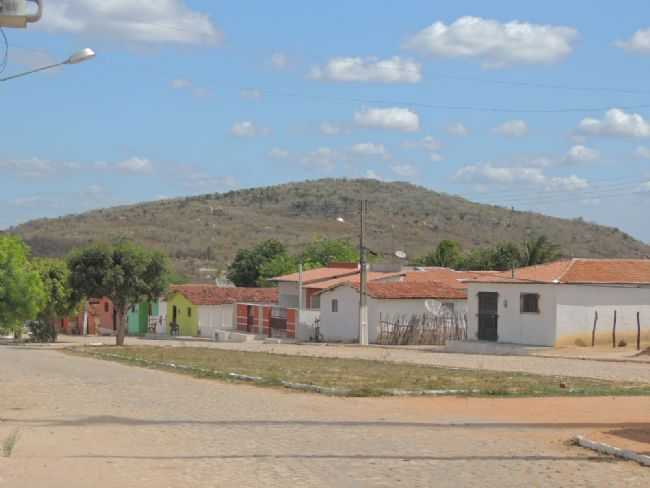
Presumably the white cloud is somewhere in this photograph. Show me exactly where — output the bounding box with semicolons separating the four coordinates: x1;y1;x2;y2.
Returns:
241;89;263;101
616;29;650;54
350;143;390;159
0;157;55;178
446;122;470;136
640;181;650;193
403;135;442;151
39;0;222;45
320;122;344;136
301;147;338;171
354;107;420;132
365;170;383;180
181;170;237;191
170;79;210;97
566;145;599;162
231;121;269;137
492;120;528;137
579;109;650;138
391;164;418;178
636;146;650;160
268;52;289;70
269;148;290;159
430;153;443;162
454;163;588;192
309;56;421;83
116;157;153;174
404;16;578;67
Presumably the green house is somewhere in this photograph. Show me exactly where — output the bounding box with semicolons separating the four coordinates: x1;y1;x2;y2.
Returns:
166;291;199;336
127;301;159;336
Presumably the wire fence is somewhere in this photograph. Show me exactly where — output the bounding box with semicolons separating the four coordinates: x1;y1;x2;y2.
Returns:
377;311;467;346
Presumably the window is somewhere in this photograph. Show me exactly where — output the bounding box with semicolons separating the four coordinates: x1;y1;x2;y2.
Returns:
310;295;321;310
187;307;192;317
104;302;109;313
331;299;338;313
520;293;540;314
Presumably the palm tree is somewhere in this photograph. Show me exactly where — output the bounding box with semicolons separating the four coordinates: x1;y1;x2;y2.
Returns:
521;235;561;266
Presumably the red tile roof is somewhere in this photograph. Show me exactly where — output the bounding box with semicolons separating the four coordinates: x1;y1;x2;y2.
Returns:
465;259;650;285
270;266;359;285
169;285;279;305
307;271;404;290
404;267;497;289
322;281;467;300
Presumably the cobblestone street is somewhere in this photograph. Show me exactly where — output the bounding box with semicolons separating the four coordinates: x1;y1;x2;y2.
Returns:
1;346;649;487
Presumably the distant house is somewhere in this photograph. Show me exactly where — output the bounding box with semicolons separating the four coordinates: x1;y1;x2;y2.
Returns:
270;263;404;310
127;301;160;336
463;259;650;347
61;297;116;335
166;285;278;337
318;281;467;343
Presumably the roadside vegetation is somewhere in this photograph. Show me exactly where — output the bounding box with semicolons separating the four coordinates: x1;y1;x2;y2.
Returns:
69;346;650;398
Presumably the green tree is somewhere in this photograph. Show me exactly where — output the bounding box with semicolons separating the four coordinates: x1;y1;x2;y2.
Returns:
417;240;463;268
300;238;358;268
67;240;170;345
0;235;45;336
521;235;561;266
33;258;78;322
227;239;287;287
257;254;298;286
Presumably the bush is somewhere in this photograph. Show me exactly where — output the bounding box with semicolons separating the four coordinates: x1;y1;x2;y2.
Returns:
574;338;587;347
27;320;57;343
618;339;627;348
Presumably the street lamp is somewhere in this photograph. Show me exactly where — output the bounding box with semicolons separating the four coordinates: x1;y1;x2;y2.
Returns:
0;48;96;82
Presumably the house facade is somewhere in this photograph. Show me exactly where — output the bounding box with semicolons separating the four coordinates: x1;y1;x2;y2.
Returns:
464;259;650;347
127;301;160;336
60;297;116;335
166;285;278;338
318;282;467;343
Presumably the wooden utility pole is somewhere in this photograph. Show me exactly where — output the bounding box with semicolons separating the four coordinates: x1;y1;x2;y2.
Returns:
359;200;369;346
591;310;598;347
612;310;617;348
637;312;642;351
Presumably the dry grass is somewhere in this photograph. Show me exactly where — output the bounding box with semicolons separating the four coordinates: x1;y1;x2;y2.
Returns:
69;346;650;398
2;430;19;458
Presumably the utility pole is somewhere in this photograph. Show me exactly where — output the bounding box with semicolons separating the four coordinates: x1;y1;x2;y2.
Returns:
359;200;369;345
297;261;303;330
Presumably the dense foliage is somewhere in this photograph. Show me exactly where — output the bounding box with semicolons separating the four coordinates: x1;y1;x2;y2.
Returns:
417;235;562;271
0;235;45;336
67;240;170;345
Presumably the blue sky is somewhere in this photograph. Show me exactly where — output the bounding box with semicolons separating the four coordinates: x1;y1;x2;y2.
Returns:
2;1;650;242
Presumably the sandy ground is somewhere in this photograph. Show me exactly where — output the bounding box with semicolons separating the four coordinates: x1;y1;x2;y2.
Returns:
1;345;649;487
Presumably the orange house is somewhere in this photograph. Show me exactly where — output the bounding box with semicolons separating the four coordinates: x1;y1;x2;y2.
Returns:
59;298;116;335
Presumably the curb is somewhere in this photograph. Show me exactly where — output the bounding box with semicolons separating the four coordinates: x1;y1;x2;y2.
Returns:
574;435;650;467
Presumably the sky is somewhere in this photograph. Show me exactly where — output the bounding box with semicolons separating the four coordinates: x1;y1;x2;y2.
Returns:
1;1;650;242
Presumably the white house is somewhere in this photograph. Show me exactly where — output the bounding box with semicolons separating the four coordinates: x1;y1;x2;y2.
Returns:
318;281;468;343
463;259;650;347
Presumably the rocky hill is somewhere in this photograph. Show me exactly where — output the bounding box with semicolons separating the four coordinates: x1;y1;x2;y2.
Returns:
9;178;650;277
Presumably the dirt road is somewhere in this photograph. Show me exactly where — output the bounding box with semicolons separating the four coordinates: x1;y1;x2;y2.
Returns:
1;346;649;487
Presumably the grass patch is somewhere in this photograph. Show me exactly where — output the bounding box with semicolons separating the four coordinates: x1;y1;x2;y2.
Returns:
67;346;650;398
2;430;19;458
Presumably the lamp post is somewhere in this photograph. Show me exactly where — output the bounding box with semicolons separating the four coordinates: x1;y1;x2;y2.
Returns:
337;208;407;345
0;48;96;82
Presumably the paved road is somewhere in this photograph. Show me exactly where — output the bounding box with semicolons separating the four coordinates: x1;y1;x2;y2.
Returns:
1;346;649;487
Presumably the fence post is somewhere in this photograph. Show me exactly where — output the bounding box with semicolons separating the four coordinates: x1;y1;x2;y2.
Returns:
592;310;598;347
637;312;642;351
612;310;617;348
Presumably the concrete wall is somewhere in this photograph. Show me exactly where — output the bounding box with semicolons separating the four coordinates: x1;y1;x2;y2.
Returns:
197;304;235;338
319;286;467;343
555;285;650;346
466;283;558;346
296;309;321;341
278;282;299;308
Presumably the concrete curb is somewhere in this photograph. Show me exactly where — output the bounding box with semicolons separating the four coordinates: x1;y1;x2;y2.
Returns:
574;435;650;467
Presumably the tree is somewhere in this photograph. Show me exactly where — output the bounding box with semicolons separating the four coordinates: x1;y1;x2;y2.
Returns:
300;238;358;268
257;254;298;287
417;240;463;268
521;235;561;266
226;239;287;287
0;235;45;336
67;240;170;346
490;241;522;271
33;258;78;322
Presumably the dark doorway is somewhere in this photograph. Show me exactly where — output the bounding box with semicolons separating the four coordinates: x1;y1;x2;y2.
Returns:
246;306;255;333
478;292;499;341
172;305;177;323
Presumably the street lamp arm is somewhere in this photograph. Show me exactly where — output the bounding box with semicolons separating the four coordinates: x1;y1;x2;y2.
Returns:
0;61;64;82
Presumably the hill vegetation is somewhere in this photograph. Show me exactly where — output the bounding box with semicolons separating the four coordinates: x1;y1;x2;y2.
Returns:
9;178;650;278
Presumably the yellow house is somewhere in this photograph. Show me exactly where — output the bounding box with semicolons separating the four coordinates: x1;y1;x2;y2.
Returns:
166;284;279;337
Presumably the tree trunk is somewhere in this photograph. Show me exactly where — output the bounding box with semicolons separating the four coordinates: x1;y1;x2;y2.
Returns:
115;306;127;346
